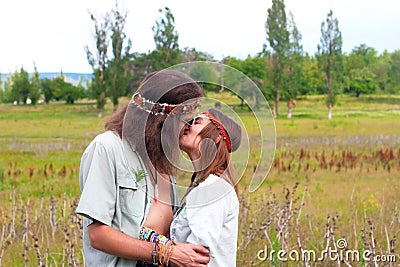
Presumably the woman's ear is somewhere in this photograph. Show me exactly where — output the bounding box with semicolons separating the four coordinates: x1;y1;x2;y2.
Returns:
216;135;222;144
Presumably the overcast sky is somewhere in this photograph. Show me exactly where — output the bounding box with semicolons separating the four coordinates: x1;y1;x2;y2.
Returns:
0;0;399;73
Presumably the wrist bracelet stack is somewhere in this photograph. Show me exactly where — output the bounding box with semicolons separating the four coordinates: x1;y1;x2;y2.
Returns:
140;226;175;266
140;226;170;244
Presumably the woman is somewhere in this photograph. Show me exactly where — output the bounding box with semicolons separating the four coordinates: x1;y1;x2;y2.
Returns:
139;108;241;267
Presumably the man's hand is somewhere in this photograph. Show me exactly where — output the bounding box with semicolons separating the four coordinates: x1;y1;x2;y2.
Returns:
169;242;210;267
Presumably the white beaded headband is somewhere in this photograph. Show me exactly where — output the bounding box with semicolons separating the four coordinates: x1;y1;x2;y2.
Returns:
131;92;200;116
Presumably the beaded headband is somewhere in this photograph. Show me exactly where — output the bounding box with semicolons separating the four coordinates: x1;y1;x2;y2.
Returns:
132;92;200;116
199;112;232;152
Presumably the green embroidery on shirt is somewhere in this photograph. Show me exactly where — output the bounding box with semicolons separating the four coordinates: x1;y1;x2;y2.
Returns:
133;168;147;183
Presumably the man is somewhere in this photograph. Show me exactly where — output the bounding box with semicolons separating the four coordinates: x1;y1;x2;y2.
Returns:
76;69;210;266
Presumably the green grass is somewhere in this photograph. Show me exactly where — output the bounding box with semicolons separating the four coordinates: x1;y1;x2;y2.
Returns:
0;94;399;266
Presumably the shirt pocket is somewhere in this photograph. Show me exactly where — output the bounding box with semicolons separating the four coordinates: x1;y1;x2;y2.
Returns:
118;178;146;217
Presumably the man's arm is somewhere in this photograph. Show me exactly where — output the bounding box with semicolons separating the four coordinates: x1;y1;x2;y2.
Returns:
88;221;210;266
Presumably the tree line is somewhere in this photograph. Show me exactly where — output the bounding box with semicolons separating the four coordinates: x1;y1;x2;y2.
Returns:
1;0;399;119
0;68;86;105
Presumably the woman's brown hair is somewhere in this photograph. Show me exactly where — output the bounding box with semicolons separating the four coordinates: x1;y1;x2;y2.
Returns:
194;108;242;195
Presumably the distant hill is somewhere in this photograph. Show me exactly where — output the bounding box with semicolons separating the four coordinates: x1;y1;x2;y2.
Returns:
1;72;93;87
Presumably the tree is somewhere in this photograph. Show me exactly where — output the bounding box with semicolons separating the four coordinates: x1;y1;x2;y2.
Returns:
265;0;290;118
85;11;110;118
151;7;181;69
285;11;303;118
344;45;378;97
2;74;15;103
373;51;391;92
238;56;267;109
40;78;54;103
30;63;41;104
12;68;31;104
344;68;377;97
62;82;85;104
2;67;40;105
15;68;31;104
188;63;219;94
40;73;84;104
107;4;132;111
388;50;400;93
0;74;3;103
128;52;153;91
351;44;378;67
301;54;325;95
317;10;343;120
181;47;214;63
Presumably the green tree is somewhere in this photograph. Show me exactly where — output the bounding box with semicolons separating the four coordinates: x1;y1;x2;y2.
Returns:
107;4;132;111
238;56;267;109
388;50;400;93
285;11;303;118
188;63;219;94
301;55;325;95
2;74;15;103
10;67;32;104
40;78;54;103
344;45;378;97
373;51;391;92
62;82;84;104
223;56;266;109
344;68;377;97
351;44;378;67
317;10;344;120
128;52;153;91
151;7;181;69
85;11;110;118
30;64;41;104
265;0;290;118
181;47;214;63
40;73;84;104
0;74;3;103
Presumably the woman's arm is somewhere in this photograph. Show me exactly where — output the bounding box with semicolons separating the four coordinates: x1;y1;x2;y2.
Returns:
143;173;174;235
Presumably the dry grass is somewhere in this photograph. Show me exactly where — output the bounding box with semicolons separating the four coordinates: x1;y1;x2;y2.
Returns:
0;94;399;266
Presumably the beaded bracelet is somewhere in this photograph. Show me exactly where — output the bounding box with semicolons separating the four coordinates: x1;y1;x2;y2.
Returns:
140;226;175;266
139;226;155;241
150;232;170;244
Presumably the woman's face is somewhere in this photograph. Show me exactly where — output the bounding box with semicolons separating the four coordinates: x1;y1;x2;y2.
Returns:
179;115;210;156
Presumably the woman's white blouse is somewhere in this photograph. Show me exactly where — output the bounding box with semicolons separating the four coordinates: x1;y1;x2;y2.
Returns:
170;174;239;267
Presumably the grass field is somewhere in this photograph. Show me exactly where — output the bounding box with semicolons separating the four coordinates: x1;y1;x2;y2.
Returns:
0;93;399;266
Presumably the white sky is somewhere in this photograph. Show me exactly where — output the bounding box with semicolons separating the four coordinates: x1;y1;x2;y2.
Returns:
0;0;399;73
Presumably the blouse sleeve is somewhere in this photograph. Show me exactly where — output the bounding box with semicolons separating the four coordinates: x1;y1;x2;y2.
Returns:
185;185;227;257
76;141;117;226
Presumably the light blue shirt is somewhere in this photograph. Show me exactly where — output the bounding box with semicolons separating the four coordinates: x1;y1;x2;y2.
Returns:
76;130;153;266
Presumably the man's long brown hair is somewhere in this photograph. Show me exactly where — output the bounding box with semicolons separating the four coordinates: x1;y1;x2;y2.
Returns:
105;70;203;176
105;104;127;138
